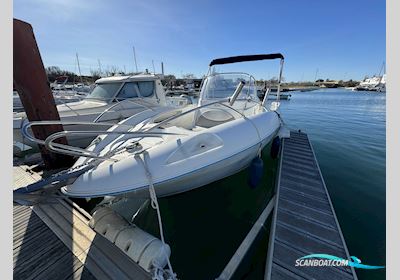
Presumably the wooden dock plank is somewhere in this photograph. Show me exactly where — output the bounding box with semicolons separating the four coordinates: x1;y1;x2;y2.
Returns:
33;201;151;280
13;165;152;280
271;263;307;280
13;205;96;280
275;223;346;256
266;131;357;280
29;252;85;280
281;159;318;173
13;228;59;260
283;150;315;162
279;190;332;213
282;172;324;188
276;210;343;247
281;165;321;180
277;201;336;229
280;185;328;202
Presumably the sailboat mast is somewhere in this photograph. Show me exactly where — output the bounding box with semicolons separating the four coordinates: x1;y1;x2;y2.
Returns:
76;53;83;83
132;46;138;73
378;61;385;84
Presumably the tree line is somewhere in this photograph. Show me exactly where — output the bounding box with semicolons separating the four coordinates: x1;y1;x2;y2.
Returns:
45;66;360;87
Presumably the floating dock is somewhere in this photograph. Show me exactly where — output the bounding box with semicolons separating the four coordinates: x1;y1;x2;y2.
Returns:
13;165;152;280
265;131;358;279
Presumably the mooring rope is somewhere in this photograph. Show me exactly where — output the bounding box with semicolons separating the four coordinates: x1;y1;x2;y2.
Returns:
135;152;177;280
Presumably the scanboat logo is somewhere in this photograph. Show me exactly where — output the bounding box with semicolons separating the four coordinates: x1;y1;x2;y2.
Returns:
295;254;385;270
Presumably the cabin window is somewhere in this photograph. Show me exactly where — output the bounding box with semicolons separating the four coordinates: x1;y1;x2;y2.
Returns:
116;81;154;100
137;81;154;97
117;82;140;100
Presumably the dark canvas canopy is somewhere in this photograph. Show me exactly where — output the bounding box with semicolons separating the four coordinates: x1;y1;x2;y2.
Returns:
209;53;284;67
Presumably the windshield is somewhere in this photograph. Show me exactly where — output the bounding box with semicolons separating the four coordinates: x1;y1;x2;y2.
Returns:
200;73;257;102
86;83;122;101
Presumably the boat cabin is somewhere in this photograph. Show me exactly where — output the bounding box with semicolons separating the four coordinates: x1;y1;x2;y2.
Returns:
87;74;167;106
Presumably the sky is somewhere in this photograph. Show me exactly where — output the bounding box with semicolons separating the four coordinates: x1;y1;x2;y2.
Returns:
14;0;386;81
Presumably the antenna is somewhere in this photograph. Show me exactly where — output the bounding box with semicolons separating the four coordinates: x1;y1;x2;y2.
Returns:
152;60;155;74
132;46;138;73
76;53;83;84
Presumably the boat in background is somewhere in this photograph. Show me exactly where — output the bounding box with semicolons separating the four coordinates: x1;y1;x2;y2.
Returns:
354;74;386;92
354;62;386;92
50;75;69;90
13;73;193;154
14;75;92;113
72;83;93;93
13;89;87;113
257;86;291;100
267;92;291;100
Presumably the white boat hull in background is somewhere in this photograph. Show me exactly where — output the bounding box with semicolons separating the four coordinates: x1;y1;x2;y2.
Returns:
13;99;168;151
13;73;194;154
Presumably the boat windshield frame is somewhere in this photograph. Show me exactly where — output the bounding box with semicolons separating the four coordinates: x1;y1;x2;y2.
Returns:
198;72;260;105
202;53;285;103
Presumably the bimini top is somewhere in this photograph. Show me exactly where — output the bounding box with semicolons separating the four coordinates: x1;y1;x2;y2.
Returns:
209;53;284;67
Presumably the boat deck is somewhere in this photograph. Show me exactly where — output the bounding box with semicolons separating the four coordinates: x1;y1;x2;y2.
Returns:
265;131;358;280
13;165;152;280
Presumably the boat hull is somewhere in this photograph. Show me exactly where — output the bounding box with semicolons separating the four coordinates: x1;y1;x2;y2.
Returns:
128;133;276;198
62;110;281;198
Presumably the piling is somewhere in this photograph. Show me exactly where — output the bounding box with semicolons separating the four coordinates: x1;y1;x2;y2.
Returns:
13;19;74;169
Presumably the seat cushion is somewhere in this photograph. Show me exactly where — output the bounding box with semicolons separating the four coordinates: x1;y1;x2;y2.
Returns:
196;109;235;128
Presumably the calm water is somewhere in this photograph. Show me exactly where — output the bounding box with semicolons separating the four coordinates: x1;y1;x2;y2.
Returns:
86;88;386;279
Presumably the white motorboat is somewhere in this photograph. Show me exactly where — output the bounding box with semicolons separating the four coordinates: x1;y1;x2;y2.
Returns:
38;53;285;198
50;75;69;90
13;89;86;113
13;73;193;153
72;83;93;93
355;75;386;91
355;62;386;92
